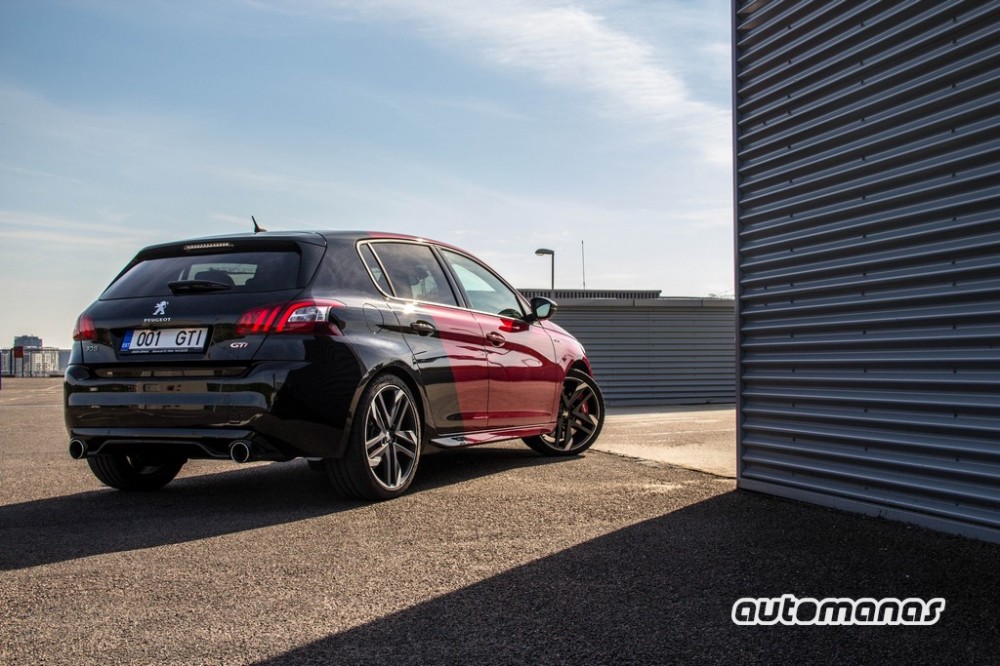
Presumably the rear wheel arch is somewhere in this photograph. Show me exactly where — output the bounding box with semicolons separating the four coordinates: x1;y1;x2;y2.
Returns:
340;363;431;452
326;372;423;500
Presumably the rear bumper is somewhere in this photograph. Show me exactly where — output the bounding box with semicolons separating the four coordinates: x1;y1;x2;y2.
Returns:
69;427;270;460
64;360;356;459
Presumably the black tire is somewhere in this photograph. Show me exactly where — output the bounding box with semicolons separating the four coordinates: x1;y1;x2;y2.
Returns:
326;374;422;500
86;453;185;491
524;368;605;456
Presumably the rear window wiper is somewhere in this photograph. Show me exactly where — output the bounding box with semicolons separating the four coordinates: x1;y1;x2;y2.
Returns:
167;279;233;294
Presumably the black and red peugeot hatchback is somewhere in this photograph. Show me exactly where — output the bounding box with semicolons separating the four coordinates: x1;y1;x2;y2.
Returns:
65;231;605;499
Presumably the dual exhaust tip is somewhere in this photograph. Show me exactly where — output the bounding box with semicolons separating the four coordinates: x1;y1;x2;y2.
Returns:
68;438;260;464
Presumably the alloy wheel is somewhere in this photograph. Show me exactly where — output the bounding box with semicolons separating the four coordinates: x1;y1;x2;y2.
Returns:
364;384;420;490
546;375;603;452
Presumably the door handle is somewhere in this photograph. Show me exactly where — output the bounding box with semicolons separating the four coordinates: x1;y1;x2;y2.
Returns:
486;331;506;346
410;320;435;336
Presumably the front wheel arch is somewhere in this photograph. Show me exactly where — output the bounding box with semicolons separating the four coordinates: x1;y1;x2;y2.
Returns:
524;368;605;456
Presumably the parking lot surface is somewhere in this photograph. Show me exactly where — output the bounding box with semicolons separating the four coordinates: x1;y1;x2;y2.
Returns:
2;377;999;665
599;405;736;477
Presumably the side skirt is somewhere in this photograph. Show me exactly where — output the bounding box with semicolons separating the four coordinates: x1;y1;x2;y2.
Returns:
430;423;556;448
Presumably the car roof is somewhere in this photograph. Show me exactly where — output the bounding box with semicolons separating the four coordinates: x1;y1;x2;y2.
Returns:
137;230;468;255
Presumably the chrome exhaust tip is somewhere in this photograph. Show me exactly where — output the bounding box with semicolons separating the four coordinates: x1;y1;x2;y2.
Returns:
68;439;88;460
229;440;253;464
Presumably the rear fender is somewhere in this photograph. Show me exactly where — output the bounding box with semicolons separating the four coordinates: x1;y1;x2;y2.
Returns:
336;360;430;455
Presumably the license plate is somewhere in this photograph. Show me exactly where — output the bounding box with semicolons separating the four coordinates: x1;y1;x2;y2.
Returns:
121;328;209;353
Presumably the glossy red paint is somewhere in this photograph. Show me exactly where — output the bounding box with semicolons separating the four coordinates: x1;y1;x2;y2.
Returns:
66;230;603;500
387;300;491;433
474;313;562;429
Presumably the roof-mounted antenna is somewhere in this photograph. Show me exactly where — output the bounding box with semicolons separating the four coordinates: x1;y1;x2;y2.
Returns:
252;215;267;234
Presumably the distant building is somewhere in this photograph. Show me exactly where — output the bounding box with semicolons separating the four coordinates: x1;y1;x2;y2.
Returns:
518;289;735;406
1;347;63;377
2;336;72;378
13;335;43;348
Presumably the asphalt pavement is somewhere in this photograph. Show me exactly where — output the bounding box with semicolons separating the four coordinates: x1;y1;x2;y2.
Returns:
2;377;999;665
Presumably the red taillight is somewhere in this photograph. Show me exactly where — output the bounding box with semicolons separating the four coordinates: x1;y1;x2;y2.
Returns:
72;313;97;341
236;300;343;336
236;305;283;335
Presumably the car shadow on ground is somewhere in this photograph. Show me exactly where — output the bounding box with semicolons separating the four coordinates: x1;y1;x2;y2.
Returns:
251;490;1000;665
0;444;560;572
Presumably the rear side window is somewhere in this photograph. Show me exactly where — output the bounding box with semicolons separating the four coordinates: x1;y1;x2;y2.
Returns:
358;244;392;294
369;242;458;307
101;251;301;299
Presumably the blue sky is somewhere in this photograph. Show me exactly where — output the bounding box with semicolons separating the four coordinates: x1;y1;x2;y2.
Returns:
1;0;733;348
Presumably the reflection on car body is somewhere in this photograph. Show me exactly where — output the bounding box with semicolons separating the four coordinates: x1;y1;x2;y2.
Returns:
65;231;605;499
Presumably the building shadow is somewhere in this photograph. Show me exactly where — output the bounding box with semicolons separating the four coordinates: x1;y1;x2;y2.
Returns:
251;489;1000;665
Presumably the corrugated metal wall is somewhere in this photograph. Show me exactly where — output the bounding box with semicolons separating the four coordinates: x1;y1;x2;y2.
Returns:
552;299;735;406
734;0;1000;540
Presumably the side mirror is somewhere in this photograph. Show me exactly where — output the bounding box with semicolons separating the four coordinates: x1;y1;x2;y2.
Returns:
526;296;557;322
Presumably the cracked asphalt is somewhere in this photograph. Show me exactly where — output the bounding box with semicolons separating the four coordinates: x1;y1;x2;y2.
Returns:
2;377;999;665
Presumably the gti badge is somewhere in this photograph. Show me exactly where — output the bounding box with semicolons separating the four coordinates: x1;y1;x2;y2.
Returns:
153;301;169;316
230;342;249;349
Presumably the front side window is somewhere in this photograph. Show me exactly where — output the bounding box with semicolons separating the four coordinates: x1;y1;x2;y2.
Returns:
441;250;524;318
369;242;458;307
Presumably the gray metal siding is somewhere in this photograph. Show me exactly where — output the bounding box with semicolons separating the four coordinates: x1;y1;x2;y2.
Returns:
734;1;1000;539
553;300;735;406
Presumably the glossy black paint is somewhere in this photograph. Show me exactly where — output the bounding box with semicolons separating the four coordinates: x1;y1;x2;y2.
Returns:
65;231;592;467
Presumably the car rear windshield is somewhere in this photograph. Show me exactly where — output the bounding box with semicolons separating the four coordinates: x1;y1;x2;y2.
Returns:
101;250;301;299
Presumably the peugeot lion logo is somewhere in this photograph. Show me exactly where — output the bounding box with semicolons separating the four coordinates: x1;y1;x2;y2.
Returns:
144;300;172;324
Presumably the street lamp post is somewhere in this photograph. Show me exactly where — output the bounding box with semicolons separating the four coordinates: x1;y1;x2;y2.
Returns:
535;248;554;298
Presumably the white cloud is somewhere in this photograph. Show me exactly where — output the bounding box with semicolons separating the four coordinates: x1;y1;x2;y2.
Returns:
210;212;259;229
0;1;735;350
251;0;730;161
422;95;534;122
0;211;161;247
0;163;86;186
0;86;200;160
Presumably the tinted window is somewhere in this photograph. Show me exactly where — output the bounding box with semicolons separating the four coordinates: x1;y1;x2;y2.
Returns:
101;251;301;299
370;243;458;307
358;243;392;294
441;250;524;318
